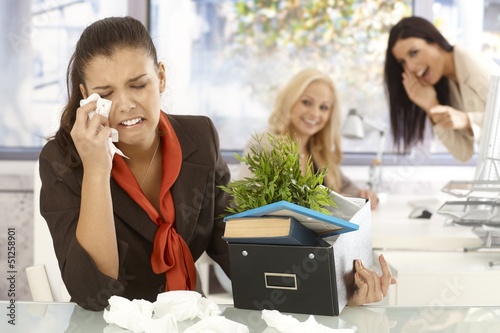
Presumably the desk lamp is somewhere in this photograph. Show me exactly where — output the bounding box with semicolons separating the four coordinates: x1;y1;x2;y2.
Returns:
342;108;387;192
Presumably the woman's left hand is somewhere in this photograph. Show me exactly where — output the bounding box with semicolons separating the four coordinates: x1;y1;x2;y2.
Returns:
347;254;397;306
429;105;472;133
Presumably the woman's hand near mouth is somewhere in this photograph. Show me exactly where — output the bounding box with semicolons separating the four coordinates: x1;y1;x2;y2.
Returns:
402;69;439;113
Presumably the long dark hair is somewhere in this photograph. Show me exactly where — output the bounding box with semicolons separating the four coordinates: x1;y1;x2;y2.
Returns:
384;16;453;154
53;16;159;167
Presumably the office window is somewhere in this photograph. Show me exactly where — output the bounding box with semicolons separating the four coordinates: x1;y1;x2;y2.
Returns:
149;0;413;152
426;0;500;62
0;0;131;148
1;0;499;161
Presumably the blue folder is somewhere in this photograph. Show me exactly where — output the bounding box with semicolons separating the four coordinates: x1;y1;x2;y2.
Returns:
223;200;359;237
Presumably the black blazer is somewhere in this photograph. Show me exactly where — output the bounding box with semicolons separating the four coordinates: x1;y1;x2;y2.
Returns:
39;114;231;311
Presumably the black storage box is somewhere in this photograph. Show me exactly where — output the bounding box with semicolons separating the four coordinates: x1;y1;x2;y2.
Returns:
227;199;372;316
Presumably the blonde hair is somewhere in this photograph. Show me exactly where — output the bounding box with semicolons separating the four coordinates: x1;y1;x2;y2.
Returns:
268;68;343;190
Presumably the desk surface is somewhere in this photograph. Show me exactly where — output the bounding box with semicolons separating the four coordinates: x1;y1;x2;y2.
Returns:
371;193;484;250
2;301;500;333
369;193;500;307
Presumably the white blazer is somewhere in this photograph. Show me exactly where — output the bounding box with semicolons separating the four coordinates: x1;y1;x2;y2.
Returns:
433;45;500;162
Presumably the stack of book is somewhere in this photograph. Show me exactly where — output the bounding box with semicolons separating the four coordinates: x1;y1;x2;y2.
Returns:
223;191;365;246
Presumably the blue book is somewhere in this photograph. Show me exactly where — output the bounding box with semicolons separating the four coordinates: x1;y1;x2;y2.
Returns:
223;216;320;246
223;200;359;237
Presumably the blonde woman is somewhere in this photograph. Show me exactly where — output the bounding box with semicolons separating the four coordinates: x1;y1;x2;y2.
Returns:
239;68;379;209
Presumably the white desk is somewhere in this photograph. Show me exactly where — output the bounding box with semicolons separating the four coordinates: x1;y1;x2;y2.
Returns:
370;193;500;306
3;301;500;333
371;193;483;250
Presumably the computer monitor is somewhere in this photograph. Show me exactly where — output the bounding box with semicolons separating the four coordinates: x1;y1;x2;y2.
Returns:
474;75;500;182
437;75;500;230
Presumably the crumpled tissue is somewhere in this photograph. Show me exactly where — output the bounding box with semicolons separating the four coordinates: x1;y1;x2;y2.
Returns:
153;290;221;321
80;93;127;159
103;291;248;333
103;297;176;333
261;309;354;333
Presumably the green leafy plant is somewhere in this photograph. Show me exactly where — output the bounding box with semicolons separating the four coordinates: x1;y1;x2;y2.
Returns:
220;133;336;215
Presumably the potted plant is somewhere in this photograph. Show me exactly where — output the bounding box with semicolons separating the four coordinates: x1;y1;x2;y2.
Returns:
220;133;336;215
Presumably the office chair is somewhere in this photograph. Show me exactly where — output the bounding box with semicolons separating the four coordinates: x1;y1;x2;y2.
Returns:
26;161;70;302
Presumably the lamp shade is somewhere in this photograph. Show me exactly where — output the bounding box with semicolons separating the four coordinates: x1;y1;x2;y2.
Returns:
342;109;364;139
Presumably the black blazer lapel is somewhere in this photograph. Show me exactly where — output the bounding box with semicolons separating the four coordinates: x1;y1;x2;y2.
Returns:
172;161;210;242
168;114;210;244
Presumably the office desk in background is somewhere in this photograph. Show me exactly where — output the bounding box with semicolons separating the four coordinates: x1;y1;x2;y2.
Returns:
2;301;500;333
370;193;500;306
371;193;483;250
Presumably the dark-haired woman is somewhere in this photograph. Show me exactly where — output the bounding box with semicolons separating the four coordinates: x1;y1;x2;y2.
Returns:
38;16;231;311
384;16;500;162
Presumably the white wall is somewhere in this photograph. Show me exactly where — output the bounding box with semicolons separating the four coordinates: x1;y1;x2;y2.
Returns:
0;160;36;300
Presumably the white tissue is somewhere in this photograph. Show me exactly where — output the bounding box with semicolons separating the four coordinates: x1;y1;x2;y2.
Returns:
153;290;221;321
261;310;354;333
103;291;241;333
80;93;127;159
103;298;154;333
